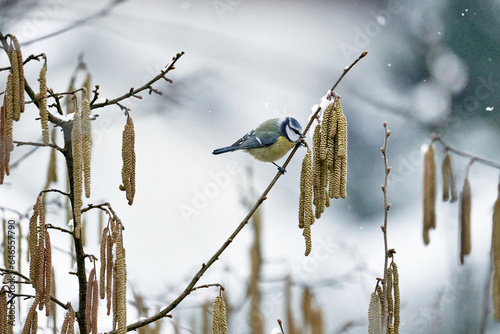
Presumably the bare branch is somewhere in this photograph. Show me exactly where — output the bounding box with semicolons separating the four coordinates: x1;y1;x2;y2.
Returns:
90;51;185;110
432;134;500;170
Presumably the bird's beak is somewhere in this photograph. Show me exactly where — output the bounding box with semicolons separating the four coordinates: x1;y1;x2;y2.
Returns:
300;133;306;138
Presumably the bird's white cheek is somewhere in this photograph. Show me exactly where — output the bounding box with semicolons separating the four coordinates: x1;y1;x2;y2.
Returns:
286;127;301;143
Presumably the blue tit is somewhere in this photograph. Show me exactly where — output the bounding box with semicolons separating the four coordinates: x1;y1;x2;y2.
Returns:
213;117;305;172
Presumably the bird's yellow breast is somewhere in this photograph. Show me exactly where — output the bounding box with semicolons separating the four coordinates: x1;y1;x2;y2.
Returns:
247;136;296;162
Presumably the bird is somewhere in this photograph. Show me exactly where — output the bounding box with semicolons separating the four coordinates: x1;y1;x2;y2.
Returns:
212;117;305;173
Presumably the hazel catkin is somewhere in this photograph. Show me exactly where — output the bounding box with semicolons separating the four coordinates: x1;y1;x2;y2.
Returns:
120;115;136;205
423;143;436;245
368;291;382;334
82;97;92;198
460;177;472;265
212;295;228;334
39;60;49;145
72;107;83;239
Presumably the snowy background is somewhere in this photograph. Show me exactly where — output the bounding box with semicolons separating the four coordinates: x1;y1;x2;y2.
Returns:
1;0;500;333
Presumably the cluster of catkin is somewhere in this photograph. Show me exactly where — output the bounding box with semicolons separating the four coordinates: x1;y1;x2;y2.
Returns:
422;143;474;264
212;295;228;334
300;287;324;334
23;195;52;332
424;141;500;319
0;35;24;184
60;303;76;334
298;97;348;256
0;286;13;334
99;219;127;333
86;267;99;333
284;278;324;334
249;208;264;334
71;92;92;239
368;261;400;334
119;113;136;205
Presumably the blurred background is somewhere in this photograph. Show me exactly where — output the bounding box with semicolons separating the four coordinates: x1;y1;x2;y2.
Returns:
1;0;500;333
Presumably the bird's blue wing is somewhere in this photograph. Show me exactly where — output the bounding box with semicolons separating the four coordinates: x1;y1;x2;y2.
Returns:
230;129;277;149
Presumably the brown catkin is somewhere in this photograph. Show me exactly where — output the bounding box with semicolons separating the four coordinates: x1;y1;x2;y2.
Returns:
82;98;92;198
2;219;7;268
303;224;312;256
212;295;228;334
44;128;58;189
44;231;52;317
28;197;41;290
100;227;108;299
5;73;14;160
386;266;393;328
368;291;382;334
312;125;321;204
423;143;436;245
316;159;327;217
72;107;83;239
0;106;6;185
319;104;334;160
36;230;45;310
39;61;49;145
21;298;39;334
301;287;312;326
120;115;136;205
336;111;347;159
285;276;299;334
330;138;342;199
493;181;500;320
311;307;324;334
376;284;384;326
112;263;118;330
0;287;6;333
392;262;400;334
86;268;95;330
115;229;127;334
50;267;56;332
61;303;75;334
11;36;24;114
340;156;348;199
92;278;98;333
460;177;472;265
8;45;21;122
106;234;113;315
442;153;451;202
299;149;314;228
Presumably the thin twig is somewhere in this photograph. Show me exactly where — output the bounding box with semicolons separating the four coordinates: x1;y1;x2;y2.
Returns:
13;140;64;153
380;121;392;332
46;224;73;235
432;134;500;170
19;0;123;47
90;51;185;110
112;50;368;333
278;319;286;334
0;268;31;281
191;283;225;293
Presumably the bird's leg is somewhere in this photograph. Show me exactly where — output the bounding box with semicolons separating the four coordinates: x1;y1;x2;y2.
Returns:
272;162;286;174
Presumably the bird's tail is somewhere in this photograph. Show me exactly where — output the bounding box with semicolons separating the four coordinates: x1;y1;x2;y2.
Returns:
212;146;240;155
